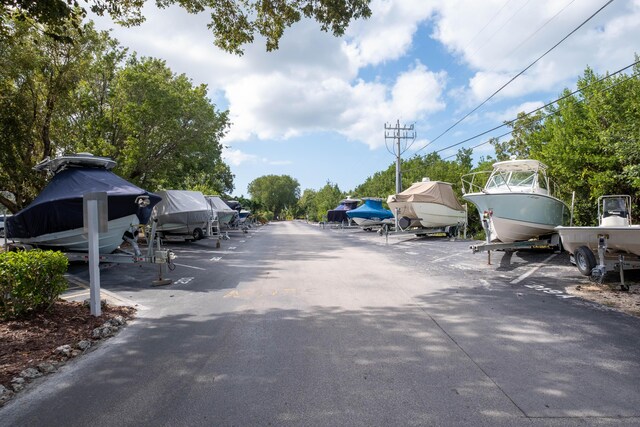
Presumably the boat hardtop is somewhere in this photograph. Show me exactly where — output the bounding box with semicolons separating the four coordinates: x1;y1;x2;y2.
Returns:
33;153;117;174
483;159;551;195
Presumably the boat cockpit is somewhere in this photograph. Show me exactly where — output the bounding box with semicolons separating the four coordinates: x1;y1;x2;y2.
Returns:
485;167;549;195
599;195;632;227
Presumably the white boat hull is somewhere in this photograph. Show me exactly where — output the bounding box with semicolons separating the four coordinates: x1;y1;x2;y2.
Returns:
352;217;386;227
555;225;640;257
10;214;138;254
387;201;466;228
464;193;569;243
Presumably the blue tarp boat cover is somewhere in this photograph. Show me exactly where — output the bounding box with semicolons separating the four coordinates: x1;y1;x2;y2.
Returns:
326;199;360;223
7;167;161;238
346;198;393;220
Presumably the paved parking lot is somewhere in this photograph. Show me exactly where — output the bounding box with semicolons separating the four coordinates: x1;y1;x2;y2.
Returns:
6;220;637;426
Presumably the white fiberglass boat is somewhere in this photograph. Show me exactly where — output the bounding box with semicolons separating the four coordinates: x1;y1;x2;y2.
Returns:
346;198;394;228
461;159;570;243
5;154;160;253
387;179;466;229
555;195;640;275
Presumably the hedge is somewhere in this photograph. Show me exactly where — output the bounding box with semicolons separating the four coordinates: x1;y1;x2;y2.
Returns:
0;250;68;318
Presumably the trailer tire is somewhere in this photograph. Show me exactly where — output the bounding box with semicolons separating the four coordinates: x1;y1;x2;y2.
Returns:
574;246;596;276
192;228;204;240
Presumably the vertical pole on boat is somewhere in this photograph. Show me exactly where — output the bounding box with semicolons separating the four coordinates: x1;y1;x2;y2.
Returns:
463;204;468;240
84;192;108;317
570;191;576;226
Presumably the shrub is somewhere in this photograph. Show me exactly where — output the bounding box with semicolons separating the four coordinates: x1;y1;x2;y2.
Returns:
0;250;68;318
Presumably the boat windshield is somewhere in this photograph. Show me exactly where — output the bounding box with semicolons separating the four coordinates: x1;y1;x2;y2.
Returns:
602;197;629;218
486;170;541;193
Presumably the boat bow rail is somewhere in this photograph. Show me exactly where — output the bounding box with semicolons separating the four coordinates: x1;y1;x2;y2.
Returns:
461;171;492;195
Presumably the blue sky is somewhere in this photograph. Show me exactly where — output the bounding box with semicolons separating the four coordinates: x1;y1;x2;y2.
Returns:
91;0;639;197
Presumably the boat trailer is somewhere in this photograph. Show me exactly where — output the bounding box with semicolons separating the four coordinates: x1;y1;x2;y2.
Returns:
573;234;640;291
470;213;561;264
4;221;177;286
470;235;562;254
378;219;466;243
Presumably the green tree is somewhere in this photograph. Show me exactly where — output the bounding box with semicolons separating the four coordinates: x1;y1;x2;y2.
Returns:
298;188;317;220
247;174;300;218
0;19;111;211
99;56;231;191
497;62;640;225
0;16;233;212
1;0;372;55
353;151;473;201
312;181;343;221
492;111;545;161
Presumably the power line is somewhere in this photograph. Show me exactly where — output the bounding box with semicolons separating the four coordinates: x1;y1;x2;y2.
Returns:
465;0;533;65
439;70;640;160
502;0;577;62
416;0;615;153
429;59;640;156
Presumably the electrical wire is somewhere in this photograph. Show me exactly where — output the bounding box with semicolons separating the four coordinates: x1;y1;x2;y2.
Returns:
428;59;640;156
439;70;640;160
465;0;533;65
416;0;615;153
502;0;577;63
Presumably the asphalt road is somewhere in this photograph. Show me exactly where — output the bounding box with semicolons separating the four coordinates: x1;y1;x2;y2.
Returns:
2;221;640;426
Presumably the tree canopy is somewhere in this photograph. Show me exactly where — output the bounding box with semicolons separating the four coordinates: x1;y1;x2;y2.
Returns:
0;16;232;212
493;61;640;225
247;174;300;219
353;150;479;201
1;0;372;55
297;181;345;222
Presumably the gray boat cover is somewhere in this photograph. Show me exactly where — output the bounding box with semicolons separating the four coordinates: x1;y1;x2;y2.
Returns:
387;181;464;211
153;190;209;225
205;195;232;211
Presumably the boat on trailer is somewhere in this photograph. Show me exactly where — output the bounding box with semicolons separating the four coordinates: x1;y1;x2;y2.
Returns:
153;190;210;240
346;198;393;229
555;195;640;283
326;197;360;224
461;159;570;243
5;154;160;254
387;179;466;230
205;195;237;228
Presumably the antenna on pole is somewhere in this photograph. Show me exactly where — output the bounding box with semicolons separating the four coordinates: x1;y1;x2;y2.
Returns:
384;120;416;194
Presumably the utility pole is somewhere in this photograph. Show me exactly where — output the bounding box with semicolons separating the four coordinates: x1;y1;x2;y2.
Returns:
384;120;416;194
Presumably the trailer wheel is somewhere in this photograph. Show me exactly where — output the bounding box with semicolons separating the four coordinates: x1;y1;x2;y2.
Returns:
574;246;596;276
192;228;204;240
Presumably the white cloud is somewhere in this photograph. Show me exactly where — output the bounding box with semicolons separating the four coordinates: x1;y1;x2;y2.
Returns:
267;160;293;166
431;0;640;102
91;0;640;159
224;61;446;150
485;101;546;124
343;0;436;68
222;148;258;166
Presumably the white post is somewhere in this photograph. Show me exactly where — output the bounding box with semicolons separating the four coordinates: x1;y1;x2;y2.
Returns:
87;199;101;317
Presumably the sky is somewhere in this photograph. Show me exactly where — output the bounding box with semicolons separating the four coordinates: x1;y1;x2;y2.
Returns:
90;0;640;197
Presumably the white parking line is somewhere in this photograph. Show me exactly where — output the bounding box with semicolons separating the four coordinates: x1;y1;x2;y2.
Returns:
510;253;558;284
210;256;222;262
431;253;461;263
172;263;206;271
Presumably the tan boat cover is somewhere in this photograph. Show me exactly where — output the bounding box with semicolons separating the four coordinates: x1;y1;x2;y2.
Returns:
387;181;464;211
